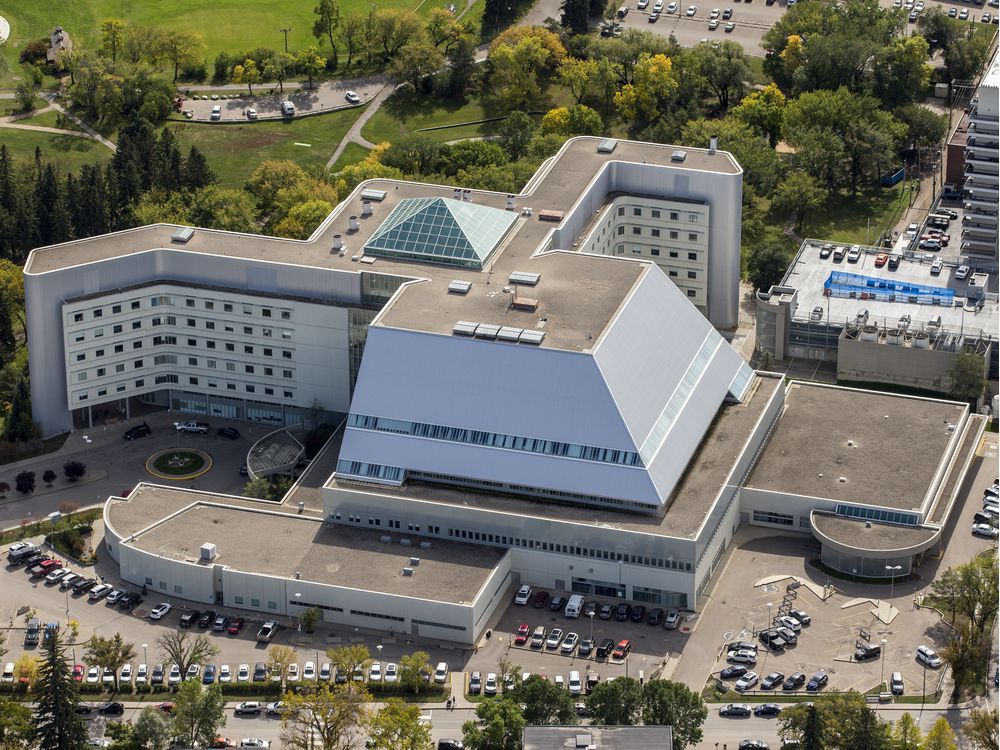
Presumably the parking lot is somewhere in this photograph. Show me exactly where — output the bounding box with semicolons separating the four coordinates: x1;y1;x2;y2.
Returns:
613;0;788;56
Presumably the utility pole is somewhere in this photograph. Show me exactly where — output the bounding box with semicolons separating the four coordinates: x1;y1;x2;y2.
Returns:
280;27;292;53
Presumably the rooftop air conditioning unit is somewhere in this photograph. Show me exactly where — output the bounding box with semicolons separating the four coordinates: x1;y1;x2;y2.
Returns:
200;543;217;561
402;567;414;576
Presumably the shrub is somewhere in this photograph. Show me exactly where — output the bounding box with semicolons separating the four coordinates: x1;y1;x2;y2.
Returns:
14;471;34;494
42;469;57;486
0;482;9;497
19;39;49;66
63;461;86;481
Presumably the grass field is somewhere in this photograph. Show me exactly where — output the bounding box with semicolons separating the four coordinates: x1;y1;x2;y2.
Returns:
796;182;908;245
329;142;370;172
18;108;87;132
0;0;442;87
0;127;112;171
163;104;368;186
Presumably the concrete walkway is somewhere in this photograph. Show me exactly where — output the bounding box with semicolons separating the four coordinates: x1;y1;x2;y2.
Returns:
325;82;394;169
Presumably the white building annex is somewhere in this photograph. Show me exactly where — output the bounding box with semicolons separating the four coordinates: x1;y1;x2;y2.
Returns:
25;136;985;645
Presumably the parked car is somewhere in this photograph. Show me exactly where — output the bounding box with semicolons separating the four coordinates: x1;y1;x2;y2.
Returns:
227;618;244;634
783;672;806;690
806;672;828;691
345;91;361;104
647;608;664;626
179;611;200;628
775;626;798;645
855;643;881;661
149;603;172;620
614;602;632;621
175;421;210;434
719;703;751;716
972;523;998;538
98;702;125;716
151;665;164;685
234;702;261;716
119;593;143;611
761;671;784;690
514;585;532;605
529;626;546;648
434;662;449;683
874;252;889;267
598;603;614;620
777;615;802;632
514;624;530;645
727;650;757;665
123;422;152;440
596;638;615;659
532;590;549;608
754;703;782;717
629;605;646;623
197;610;216;628
720;664;747;679
611;639;631;660
213;615;229;631
930;258;943;275
106;588;125;604
216;427;240;440
735;671;759;691
168;665;182;684
664;610;681;629
891;672;904;695
546;628;564;649
789;609;811;625
484;673;498;695
203;665;217;684
759;630;786;650
469;671;482;695
549;595;567;612
916;646;942;668
578;638;595;657
561;633;580;653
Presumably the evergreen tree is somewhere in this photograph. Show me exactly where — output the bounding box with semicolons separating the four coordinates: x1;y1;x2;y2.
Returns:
75;165;109;237
36;165;71;246
4;377;36;443
183;146;216;191
0;145;14;211
152;130;184;193
561;0;590;34
32;627;88;750
0;296;16;353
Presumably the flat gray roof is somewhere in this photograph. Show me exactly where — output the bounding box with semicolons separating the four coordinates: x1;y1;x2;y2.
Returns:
746;382;966;511
812;513;937;552
109;486;503;602
782;241;999;336
25;137;738;352
326;373;780;539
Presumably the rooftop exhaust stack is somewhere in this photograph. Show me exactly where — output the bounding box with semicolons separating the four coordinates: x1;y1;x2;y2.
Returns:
361;200;373;217
709;136;718;155
333;234;343;251
453;187;462;200
506;195;516;211
348;215;359;232
463;189;472;202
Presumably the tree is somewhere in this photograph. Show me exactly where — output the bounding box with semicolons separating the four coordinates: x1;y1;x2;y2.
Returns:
32;627;89;750
63;461;86;482
425;8;467;52
326;644;370;683
949;350;986;403
156;631;219;680
12;655;36;688
747;244;791;293
508;675;576;725
0;697;32;749
497;111;536;160
14;66;40;113
681;116;783;197
494;656;519;691
917;7;959;52
892;712;922;750
161;31;205;82
268;646;297;690
924;717;957;750
444;34;477;98
778;701;824;750
962;708;998;750
231;58;262;95
280;683;369;750
397;651;430;694
561;0;590;33
263;52;296;93
299;606;321;633
540;105;602;137
693;41;751;110
772;172;824;233
313;0;342;68
338;13;366;70
943;34;990;84
132;706;173;750
100;19;127;63
462;698;525;750
0;483;8;499
388;43;444;93
558;58;599;104
296;46;327;89
14;471;34;494
488;36;551;110
731;83;786;147
894;104;947;152
614;53;679;128
586;677;642;725
83;633;136;692
172;680;227;749
184;146;216;190
372;9;424;59
42;470;56;486
840;701;891;750
640;681;707;749
367;699;432;750
871;36;930;109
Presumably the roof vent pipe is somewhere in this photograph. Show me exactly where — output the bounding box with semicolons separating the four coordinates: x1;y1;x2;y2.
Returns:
333;235;343;251
463;189;472;202
709;136;718;155
361;200;373;217
348;216;359;232
506;195;516;211
453;187;462;199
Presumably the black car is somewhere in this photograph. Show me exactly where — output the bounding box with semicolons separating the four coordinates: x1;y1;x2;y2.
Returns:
647;608;664;626
123;422;152;440
98;702;125;715
198;610;217;628
119;592;143;610
738;741;770;750
583;600;599;617
806;672;828;691
754;703;782;717
974;511;995;525
73;578;97;594
854;643;881;662
614;603;632;622
598;603;614;620
759;630;786;651
549;595;566;612
179;611;200;628
216;427;240;440
761;671;784;690
720;665;748;679
22;553;47;569
629;605;646;623
783;672;806;691
578;638;594;657
595;638;615;659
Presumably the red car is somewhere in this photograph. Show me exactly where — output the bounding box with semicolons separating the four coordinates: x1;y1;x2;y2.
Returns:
514;624;530;645
156;702;175;713
72;664;84;682
874;252;889;268
39;559;63;572
226;617;244;635
611;639;632;660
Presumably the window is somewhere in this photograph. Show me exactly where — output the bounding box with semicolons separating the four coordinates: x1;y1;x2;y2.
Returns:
132;321;142;330
632;245;641;254
113;324;122;334
669;211;679;220
226;363;236;371
617;226;625;236
244;346;253;354
75;335;85;343
282;350;292;359
669;251;678;258
633;208;642;217
632;227;641;235
688;252;697;260
77;373;87;382
208;381;218;388
265;387;274;395
669;230;678;239
225;343;235;352
651;209;660;218
753;510;793;526
243;305;252;315
115;364;124;373
155;374;179;384
151;296;172;307
263;348;273;356
95;349;104;357
687;271;697;279
651;248;660;256
131;301;141;310
114;344;124;353
284;390;293;398
251;598;260;608
262;309;272;318
262;328;272;337
189;377;199;385
651;229;660;237
244;326;253;335
96;368;106;377
205;301;214;310
224;304;233;312
94;329;104;339
185;299;195;308
76;353;86;362
152;317;162;327
246;385;255;393
617;206;625;216
73;313;83;322
112;305;122;314
264;367;273;376
188;357;198;366
687;289;696;297
208;360;217;369
93;309;103;318
281;311;290;320
206;341;216;349
227;383;236;391
135;379;144;387
669;270;678;277
152;335;176;346
134;359;144;368
206;321;215;330
153;355;177;366
245;365;255;374
689;213;698;223
283;370;292;378
187;319;196;327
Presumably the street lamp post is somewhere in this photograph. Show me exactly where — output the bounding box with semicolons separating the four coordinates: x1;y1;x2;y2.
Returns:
142;643;148;692
587;611;595;643
766;602;773;632
618;559;624;598
885;565;902;634
280;27;292;53
880;638;888;687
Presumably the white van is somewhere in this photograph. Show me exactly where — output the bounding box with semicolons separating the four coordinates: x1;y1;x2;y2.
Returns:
280;101;295;117
568;670;582;696
564;594;584;618
210;105;221;121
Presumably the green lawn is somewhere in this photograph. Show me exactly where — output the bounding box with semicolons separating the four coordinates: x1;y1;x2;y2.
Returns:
0;127;112;171
18;108;87;132
787;182;908;245
163;105;368;186
329;142;371;172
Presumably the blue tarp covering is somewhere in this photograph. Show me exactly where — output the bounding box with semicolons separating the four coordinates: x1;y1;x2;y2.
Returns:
823;271;956;305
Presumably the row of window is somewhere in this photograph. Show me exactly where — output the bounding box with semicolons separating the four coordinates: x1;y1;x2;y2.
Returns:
753;510;794;526
835;504;918;527
73;339;294;362
233;595;279;610
329;512;692;572
75;378;294;402
71;296;292;323
617;225;701;243
70;316;293;344
347;413;643;467
77;358;293;379
335;460;406;484
618;205;701;223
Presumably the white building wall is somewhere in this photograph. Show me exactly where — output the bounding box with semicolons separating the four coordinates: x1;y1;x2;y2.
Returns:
118;544;217;604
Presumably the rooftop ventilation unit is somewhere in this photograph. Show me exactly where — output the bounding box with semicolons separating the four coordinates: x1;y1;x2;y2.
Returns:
453;321;477;336
671;150;687;162
506;195;517;210
200;543;217;561
172;227;195;243
475;323;501;340
409;557;421;566
360;188;387;202
402;567;414;576
509;271;540;286
462;189;472;202
511;297;539;312
497;326;523;342
448;280;472;295
419;541;432;549
359;256;376;265
519;329;546;345
400;538;412;547
597;139;618;153
380;535;392;544
575;735;593;749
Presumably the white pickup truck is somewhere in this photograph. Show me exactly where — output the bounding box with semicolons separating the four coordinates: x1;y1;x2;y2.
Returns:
175;421;210;434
